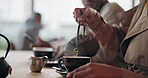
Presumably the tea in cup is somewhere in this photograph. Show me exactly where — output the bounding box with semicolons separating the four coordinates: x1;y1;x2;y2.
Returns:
58;56;90;72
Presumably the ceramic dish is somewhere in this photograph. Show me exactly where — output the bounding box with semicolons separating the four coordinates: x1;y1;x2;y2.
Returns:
45;60;58;67
56;70;68;78
32;47;54;60
52;67;68;78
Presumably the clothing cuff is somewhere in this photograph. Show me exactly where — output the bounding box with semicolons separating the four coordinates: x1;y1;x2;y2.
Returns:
122;68;144;78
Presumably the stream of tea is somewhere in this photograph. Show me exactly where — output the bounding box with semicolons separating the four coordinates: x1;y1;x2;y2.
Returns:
73;48;79;56
73;24;86;57
73;24;81;56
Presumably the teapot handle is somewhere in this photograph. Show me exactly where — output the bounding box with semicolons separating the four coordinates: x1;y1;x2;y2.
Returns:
76;24;86;47
73;24;86;56
0;34;10;59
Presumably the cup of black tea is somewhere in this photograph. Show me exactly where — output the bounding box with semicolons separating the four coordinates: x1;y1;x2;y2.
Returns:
32;47;54;60
58;56;90;72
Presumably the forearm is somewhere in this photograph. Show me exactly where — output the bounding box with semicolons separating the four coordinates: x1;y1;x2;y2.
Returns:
91;21;122;54
90;18;125;67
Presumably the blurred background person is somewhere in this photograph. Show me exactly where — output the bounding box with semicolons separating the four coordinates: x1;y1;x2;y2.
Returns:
19;12;43;50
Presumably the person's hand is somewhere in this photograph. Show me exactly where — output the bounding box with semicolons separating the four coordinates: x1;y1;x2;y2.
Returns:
30;37;52;48
67;63;122;78
8;66;12;75
73;7;105;31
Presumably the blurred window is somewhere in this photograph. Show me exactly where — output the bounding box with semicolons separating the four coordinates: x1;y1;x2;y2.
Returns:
109;0;139;10
0;0;32;23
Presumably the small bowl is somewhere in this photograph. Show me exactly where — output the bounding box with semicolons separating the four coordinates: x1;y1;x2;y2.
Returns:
32;47;54;60
56;70;67;78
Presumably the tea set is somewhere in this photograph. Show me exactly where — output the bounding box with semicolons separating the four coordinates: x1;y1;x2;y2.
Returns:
0;24;99;78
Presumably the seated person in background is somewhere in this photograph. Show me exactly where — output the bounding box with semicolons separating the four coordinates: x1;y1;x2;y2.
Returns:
67;0;148;78
19;12;43;50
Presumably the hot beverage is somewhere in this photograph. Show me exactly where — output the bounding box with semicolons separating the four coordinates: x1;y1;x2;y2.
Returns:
58;56;90;72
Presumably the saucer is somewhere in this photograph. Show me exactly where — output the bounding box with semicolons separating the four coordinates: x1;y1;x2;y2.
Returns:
56;70;68;78
45;60;58;67
53;67;68;78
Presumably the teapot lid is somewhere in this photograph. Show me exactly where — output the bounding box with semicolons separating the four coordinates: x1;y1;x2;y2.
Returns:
70;34;92;44
65;24;100;57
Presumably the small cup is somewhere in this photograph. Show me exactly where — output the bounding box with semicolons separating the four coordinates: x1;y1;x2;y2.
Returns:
58;56;90;72
29;56;48;72
32;47;54;60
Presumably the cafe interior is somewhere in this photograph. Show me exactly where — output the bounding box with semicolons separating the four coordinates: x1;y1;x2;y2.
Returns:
0;0;140;78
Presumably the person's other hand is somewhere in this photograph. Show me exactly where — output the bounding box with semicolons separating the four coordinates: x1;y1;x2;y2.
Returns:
73;7;104;31
67;63;122;78
30;37;52;48
8;66;12;75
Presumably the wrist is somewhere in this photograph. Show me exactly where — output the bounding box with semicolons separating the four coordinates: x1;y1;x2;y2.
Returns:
93;23;110;41
88;13;105;33
121;68;144;78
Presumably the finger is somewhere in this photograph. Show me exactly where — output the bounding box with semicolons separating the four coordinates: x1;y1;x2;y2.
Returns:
73;67;91;78
74;8;86;22
67;72;74;78
67;63;90;78
8;66;12;75
79;21;88;26
74;8;82;20
84;8;97;22
77;8;97;26
85;8;97;17
74;63;90;72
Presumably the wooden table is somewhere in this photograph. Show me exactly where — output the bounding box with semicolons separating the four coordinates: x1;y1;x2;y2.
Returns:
0;50;63;78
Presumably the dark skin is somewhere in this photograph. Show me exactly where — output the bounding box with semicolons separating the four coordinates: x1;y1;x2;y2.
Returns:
67;63;122;78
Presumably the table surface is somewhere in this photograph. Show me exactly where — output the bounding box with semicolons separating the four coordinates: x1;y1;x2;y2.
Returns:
0;50;63;78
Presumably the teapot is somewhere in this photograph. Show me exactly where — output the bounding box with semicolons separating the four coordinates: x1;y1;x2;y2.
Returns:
0;34;12;78
66;24;100;57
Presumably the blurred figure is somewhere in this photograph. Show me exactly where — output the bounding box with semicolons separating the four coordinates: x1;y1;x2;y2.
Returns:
19;12;43;50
